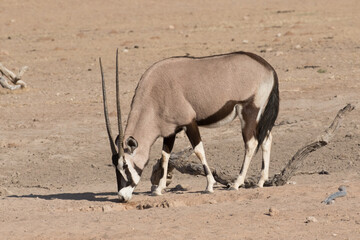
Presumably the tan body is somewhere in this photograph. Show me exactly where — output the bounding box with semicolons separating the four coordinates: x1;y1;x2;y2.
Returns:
101;51;279;202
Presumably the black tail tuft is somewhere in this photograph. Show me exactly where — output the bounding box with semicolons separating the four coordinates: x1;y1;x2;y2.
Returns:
256;71;279;151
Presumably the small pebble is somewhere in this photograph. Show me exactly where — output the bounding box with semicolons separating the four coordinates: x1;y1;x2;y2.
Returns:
268;207;279;216
305;216;318;223
168;25;175;30
102;205;113;212
242;40;249;44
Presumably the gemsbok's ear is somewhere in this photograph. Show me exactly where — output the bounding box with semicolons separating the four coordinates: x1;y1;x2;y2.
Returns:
125;136;138;154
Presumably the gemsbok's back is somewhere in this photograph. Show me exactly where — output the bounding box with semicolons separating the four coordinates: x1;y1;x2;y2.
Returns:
100;51;279;202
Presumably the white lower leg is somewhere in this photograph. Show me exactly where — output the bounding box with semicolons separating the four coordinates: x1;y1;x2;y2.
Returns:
258;133;272;187
194;142;216;193
153;151;170;195
231;137;258;190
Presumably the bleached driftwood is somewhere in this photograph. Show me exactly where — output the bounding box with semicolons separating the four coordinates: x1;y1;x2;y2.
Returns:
0;63;28;90
151;104;355;188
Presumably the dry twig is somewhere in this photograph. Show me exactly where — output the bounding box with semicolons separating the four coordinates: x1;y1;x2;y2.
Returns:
0;63;28;90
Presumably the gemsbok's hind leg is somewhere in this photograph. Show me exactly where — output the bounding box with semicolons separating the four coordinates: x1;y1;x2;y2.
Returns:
186;121;216;193
230;104;259;190
153;134;176;196
258;132;272;188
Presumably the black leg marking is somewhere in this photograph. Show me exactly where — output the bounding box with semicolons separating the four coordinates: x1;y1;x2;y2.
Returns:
185;120;202;148
163;134;176;154
203;164;210;176
160;134;176;179
241;101;259;144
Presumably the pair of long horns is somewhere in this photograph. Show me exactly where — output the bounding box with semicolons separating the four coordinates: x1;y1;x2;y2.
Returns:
100;49;124;157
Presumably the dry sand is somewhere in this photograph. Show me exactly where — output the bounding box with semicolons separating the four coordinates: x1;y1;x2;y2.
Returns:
1;0;359;239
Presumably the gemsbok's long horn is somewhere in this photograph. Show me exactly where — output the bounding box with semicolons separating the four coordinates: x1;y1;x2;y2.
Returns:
115;49;124;157
100;57;117;156
100;54;124;192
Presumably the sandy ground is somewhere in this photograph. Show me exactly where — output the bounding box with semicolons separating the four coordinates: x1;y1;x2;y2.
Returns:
1;0;360;239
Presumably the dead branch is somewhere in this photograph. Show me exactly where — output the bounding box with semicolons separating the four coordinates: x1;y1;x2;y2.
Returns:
150;104;355;188
270;103;355;186
0;63;28;89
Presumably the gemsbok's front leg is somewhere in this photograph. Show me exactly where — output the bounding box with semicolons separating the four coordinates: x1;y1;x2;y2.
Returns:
185;121;216;193
258;132;272;187
152;135;176;196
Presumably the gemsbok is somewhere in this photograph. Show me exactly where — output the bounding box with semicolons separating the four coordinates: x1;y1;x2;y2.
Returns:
100;50;279;202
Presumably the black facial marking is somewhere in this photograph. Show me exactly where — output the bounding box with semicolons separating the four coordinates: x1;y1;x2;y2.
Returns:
133;163;143;177
124;166;136;187
112;154;119;166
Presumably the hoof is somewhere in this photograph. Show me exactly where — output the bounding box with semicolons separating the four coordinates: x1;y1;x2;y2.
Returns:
152;191;163;196
204;188;214;194
228;186;239;191
151;187;164;196
150;185;158;192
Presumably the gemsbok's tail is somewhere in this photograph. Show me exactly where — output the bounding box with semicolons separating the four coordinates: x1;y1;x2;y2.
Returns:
256;71;279;151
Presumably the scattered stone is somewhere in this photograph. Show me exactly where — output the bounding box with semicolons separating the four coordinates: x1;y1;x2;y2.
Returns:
295;45;301;49
137;203;153;210
123;49;129;53
305;216;318;223
318;170;329;175
275;51;283;56
266;47;273;52
317;69;327;73
168;25;175;30
268;207;279;216
242;40;249;44
209;199;217;204
276;33;282;37
345;133;353;139
102;205;113;212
